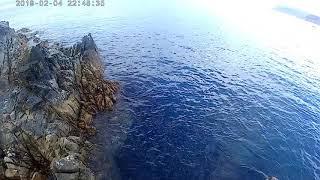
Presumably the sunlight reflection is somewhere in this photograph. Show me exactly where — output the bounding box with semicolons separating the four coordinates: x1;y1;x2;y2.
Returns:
187;0;320;77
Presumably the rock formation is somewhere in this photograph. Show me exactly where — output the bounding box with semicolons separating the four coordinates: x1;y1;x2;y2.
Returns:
0;21;118;179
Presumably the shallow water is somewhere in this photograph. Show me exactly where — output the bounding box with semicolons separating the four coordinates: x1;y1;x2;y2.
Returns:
2;0;320;179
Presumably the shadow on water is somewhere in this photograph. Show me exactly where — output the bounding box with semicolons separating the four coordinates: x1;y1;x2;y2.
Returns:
88;93;133;180
204;141;268;180
116;137;268;180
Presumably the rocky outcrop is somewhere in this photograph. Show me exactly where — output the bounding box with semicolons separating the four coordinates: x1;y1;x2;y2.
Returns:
0;21;118;179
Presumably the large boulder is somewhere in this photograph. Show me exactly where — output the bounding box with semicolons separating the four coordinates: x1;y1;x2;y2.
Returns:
51;154;95;180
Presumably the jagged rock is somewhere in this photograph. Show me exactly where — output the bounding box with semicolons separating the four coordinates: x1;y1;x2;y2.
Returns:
45;122;73;137
58;137;80;154
0;22;119;179
0;21;14;89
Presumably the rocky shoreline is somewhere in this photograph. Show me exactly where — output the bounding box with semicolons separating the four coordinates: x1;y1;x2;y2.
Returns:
0;21;118;179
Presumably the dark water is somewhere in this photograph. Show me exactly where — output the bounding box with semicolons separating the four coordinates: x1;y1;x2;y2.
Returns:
2;0;320;179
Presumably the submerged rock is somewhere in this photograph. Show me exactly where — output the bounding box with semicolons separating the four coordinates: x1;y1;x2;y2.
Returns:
0;21;118;179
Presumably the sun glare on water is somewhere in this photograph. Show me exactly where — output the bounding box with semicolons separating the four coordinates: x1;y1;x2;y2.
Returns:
185;0;320;78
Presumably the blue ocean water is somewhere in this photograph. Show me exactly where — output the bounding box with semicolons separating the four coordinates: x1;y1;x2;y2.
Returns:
2;0;320;179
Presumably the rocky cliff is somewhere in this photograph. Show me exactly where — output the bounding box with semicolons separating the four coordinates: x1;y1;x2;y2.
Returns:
0;21;118;180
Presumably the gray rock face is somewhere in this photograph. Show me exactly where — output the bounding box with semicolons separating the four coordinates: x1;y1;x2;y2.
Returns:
51;155;95;180
0;21;118;179
0;21;15;90
51;155;82;173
